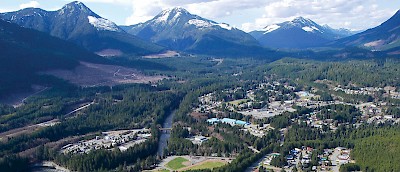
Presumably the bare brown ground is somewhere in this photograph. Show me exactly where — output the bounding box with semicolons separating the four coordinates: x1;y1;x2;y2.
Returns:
43;62;167;87
0;119;60;142
190;112;208;121
0;125;41;142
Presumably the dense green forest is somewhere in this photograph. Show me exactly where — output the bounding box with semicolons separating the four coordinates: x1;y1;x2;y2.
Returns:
265;57;400;87
352;128;400;172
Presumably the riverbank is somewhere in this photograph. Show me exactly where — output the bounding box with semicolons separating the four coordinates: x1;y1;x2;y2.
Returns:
31;161;70;172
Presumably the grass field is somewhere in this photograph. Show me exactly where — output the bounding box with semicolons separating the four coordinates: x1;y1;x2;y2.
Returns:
185;160;226;171
166;157;189;170
228;99;249;105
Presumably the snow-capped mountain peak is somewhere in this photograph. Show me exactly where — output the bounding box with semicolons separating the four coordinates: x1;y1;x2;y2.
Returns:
62;1;90;11
155;7;190;23
151;7;235;30
249;16;357;49
124;7;257;54
59;1;94;15
292;17;314;25
87;16;121;32
287;16;322;33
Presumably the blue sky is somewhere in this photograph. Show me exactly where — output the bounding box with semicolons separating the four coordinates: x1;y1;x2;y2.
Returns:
0;0;399;32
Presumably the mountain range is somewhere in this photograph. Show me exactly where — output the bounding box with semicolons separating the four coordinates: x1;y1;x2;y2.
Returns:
121;7;270;57
249;17;357;49
1;1;399;56
0;1;163;56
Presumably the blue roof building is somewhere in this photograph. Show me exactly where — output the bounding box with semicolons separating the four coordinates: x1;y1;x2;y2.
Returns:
207;118;250;126
222;118;236;125
207;118;220;124
222;118;250;126
235;120;250;126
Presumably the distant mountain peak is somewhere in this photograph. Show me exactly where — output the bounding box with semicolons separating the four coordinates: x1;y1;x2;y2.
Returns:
68;1;86;8
154;7;191;24
169;7;189;13
249;16;358;48
59;1;94;15
123;7;259;55
292;16;311;22
149;7;235;30
0;1;163;55
63;1;88;9
289;17;318;27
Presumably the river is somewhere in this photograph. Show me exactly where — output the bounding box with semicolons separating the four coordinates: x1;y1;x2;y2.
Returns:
157;110;175;156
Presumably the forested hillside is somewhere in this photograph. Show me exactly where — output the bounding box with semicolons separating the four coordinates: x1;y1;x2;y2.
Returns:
0;19;107;96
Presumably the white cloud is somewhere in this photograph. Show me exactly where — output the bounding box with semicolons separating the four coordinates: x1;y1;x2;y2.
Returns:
125;0;163;25
19;1;40;9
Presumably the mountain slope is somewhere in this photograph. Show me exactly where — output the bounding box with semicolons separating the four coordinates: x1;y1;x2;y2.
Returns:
0;1;163;56
122;8;267;57
330;10;400;51
249;17;355;49
0;19;107;96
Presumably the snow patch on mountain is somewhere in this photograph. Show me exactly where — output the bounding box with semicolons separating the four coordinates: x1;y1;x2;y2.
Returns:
156;11;170;23
187;19;233;30
188;19;213;28
216;23;233;30
88;16;120;32
302;26;313;32
311;26;320;31
262;24;280;34
172;11;182;21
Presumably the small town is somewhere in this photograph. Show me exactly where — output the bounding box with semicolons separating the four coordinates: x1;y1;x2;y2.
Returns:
61;129;151;154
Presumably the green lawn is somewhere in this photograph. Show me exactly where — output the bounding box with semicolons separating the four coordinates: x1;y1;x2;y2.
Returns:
185;161;226;171
166;157;188;170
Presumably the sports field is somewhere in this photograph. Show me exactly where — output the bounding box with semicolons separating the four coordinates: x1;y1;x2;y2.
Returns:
165;157;189;170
